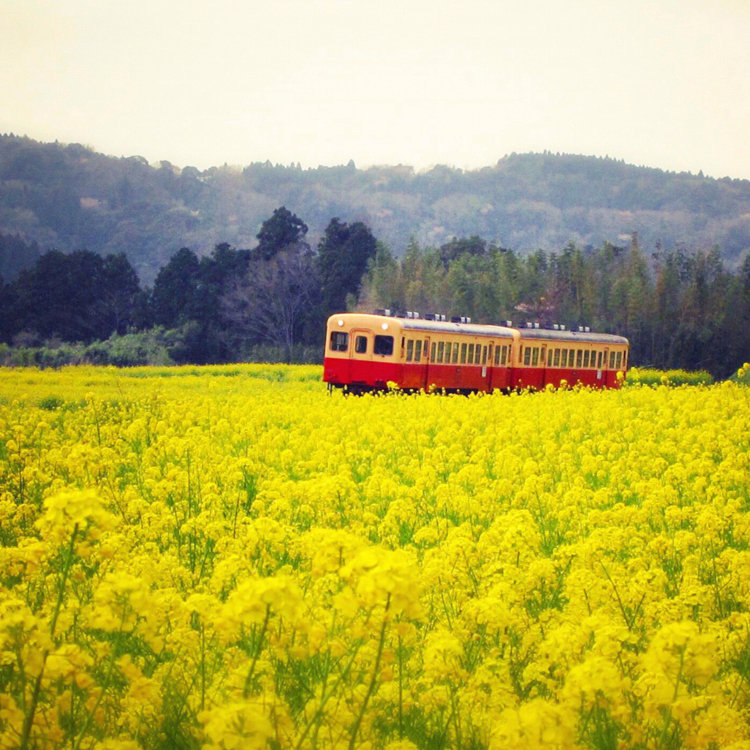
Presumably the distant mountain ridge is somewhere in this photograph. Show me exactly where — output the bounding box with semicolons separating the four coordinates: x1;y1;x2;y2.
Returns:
1;134;749;285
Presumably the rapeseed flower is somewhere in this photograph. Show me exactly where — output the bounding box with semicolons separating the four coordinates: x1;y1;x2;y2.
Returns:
0;364;748;748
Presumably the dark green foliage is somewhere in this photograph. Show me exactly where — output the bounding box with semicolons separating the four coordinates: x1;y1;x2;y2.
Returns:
151;247;201;327
8;249;140;343
254;207;309;261
150;243;252;362
317;218;377;316
439;235;487;268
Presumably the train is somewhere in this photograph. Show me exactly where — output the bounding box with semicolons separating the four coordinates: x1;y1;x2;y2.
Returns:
323;311;629;393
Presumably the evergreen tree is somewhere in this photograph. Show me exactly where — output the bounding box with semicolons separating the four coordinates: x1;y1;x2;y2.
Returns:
254;207;308;261
317;218;377;316
151;248;201;327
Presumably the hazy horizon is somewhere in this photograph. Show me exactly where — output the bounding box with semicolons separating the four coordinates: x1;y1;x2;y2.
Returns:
3;0;749;180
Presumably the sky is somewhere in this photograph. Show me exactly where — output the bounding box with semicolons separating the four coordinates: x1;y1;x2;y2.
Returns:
2;0;750;179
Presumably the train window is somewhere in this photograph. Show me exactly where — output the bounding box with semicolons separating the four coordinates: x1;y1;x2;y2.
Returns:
615;351;623;369
475;345;482;365
355;336;368;354
523;347;531;366
531;348;539;366
445;342;451;362
452;343;459;364
494;346;501;366
467;343;475;364
482;346;488;364
330;331;348;351
553;348;560;367
460;343;467;363
560;349;567;367
406;340;414;362
374;335;394;356
415;340;423;361
501;345;508;365
437;341;444;363
597;351;603;369
583;350;590;368
609;351;615;368
430;342;436;362
540;348;546;365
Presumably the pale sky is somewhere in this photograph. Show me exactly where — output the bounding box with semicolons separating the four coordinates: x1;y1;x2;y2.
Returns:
2;0;750;179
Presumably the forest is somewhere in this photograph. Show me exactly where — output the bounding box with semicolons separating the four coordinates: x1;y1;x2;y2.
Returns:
1;203;749;378
2;134;750;287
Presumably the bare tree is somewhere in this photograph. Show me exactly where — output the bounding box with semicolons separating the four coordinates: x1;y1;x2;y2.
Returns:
221;247;318;362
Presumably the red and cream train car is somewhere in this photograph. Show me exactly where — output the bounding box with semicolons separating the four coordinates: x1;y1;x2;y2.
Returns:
323;312;629;393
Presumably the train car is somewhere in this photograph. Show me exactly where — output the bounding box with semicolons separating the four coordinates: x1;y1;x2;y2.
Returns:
323;312;628;393
514;326;629;390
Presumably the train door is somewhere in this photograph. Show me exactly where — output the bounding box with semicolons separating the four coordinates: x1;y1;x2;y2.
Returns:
480;343;492;392
422;336;432;390
488;339;511;391
347;328;373;385
601;347;610;387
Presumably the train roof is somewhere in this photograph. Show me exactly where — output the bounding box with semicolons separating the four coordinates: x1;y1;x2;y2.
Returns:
399;318;515;338
330;312;514;338
517;327;629;345
328;313;628;345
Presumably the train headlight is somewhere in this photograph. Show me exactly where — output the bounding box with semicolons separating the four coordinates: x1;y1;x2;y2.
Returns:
337;319;344;326
381;323;389;330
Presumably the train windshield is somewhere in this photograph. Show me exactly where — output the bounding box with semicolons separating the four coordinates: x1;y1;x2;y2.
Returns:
330;331;348;352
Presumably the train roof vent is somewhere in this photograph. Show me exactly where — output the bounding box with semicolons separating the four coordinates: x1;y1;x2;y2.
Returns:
406;311;420;319
375;308;393;317
560;324;566;330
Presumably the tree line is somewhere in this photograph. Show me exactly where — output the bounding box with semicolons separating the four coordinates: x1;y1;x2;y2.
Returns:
0;208;377;365
1;206;748;376
3;135;750;288
359;235;750;378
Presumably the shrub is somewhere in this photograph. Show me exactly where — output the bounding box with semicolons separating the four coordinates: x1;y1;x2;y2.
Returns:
625;367;714;387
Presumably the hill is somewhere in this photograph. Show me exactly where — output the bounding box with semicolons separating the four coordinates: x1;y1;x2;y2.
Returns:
1;134;750;284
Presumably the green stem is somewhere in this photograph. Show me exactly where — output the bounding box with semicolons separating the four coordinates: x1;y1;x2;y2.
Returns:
243;605;271;698
294;643;364;750
72;620;125;750
657;648;685;749
397;634;404;738
348;594;391;750
20;524;79;750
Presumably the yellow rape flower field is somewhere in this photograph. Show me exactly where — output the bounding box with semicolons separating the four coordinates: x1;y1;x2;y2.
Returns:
1;364;750;750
